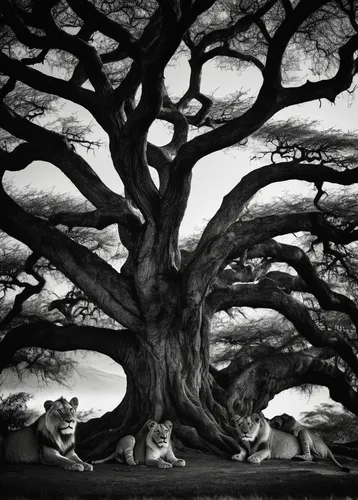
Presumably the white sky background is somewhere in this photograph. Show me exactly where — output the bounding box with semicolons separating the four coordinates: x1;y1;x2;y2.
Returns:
2;54;358;420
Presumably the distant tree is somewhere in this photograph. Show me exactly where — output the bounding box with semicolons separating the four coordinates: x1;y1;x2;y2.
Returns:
301;403;358;444
0;392;37;431
1;0;358;458
76;407;98;422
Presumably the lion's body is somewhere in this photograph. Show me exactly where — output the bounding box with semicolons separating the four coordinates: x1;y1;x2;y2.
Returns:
1;397;93;472
91;420;185;469
270;413;350;472
232;413;302;464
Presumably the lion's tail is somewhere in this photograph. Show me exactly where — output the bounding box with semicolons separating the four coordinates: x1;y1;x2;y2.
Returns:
90;452;116;465
327;448;350;473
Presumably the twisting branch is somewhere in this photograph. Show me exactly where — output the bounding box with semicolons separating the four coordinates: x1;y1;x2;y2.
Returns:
0;52;103;123
246;240;358;330
198;160;358;249
66;0;143;62
185;211;358;312
0;321;136;373
0;188;143;332
208;282;358;379
221;347;358;415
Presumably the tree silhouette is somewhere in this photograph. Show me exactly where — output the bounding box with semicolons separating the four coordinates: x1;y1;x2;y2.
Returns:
1;0;358;457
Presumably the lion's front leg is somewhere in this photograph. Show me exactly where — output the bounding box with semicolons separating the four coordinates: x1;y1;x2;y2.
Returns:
165;447;185;467
231;446;248;462
146;457;173;468
66;450;93;471
247;444;271;464
41;447;85;471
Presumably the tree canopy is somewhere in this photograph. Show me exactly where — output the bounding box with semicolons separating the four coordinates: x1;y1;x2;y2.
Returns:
1;0;358;457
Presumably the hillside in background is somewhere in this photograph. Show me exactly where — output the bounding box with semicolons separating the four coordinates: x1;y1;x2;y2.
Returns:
1;353;126;419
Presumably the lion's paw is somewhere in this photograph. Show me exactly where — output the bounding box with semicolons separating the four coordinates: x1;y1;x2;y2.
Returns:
65;462;85;472
231;453;245;462
173;459;186;467
158;461;173;469
128;459;139;466
82;462;94;471
247;455;262;464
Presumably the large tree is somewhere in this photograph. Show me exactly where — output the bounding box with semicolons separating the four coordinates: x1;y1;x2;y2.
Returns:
1;0;358;458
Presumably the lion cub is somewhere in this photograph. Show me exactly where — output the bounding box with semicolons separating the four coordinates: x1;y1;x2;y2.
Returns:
270;413;350;472
91;420;185;469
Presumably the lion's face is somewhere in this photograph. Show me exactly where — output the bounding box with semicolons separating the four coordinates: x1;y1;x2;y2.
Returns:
234;414;261;442
147;420;172;448
44;397;78;436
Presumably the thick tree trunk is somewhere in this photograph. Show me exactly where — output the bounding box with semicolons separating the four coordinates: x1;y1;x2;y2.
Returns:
77;324;241;460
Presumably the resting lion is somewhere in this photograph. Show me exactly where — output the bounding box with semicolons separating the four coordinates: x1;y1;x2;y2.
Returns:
231;413;302;464
91;419;185;469
270;413;350;472
0;397;93;472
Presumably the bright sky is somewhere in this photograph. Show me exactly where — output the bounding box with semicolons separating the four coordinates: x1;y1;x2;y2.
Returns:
3;56;358;420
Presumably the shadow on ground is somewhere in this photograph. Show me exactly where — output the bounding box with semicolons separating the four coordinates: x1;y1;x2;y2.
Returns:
1;451;358;499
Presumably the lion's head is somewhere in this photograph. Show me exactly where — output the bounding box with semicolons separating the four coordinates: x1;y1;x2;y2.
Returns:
44;397;78;436
233;413;263;442
146;420;173;448
269;413;295;432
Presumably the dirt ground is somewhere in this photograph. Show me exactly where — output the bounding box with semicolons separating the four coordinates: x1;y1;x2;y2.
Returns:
1;451;358;500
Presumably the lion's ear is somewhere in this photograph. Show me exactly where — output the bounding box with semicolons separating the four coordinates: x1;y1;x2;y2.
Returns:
252;413;261;423
70;397;79;410
44;400;54;411
146;420;157;430
232;415;241;423
282;413;291;421
164;420;173;430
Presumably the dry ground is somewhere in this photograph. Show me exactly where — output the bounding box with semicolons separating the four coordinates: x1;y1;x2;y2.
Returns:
1;451;358;500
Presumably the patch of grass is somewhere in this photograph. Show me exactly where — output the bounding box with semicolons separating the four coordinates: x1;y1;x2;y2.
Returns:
43;496;358;500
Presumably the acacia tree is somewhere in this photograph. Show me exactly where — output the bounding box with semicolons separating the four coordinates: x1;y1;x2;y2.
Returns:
1;0;358;458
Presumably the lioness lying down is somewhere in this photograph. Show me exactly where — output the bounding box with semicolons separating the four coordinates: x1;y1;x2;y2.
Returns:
270;413;350;472
232;413;302;464
92;420;185;468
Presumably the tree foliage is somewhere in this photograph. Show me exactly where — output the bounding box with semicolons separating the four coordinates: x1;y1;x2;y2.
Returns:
1;0;358;456
301;403;358;443
0;391;37;431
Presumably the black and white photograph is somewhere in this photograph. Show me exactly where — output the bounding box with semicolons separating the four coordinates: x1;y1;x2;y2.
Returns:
0;0;358;498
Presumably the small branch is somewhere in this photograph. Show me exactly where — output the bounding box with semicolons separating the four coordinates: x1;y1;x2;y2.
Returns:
21;48;49;66
0;77;16;100
0;253;44;330
66;0;143;62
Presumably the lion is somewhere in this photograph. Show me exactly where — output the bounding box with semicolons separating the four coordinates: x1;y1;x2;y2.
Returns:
91;419;185;469
270;413;350;472
0;397;93;472
231;413;302;464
